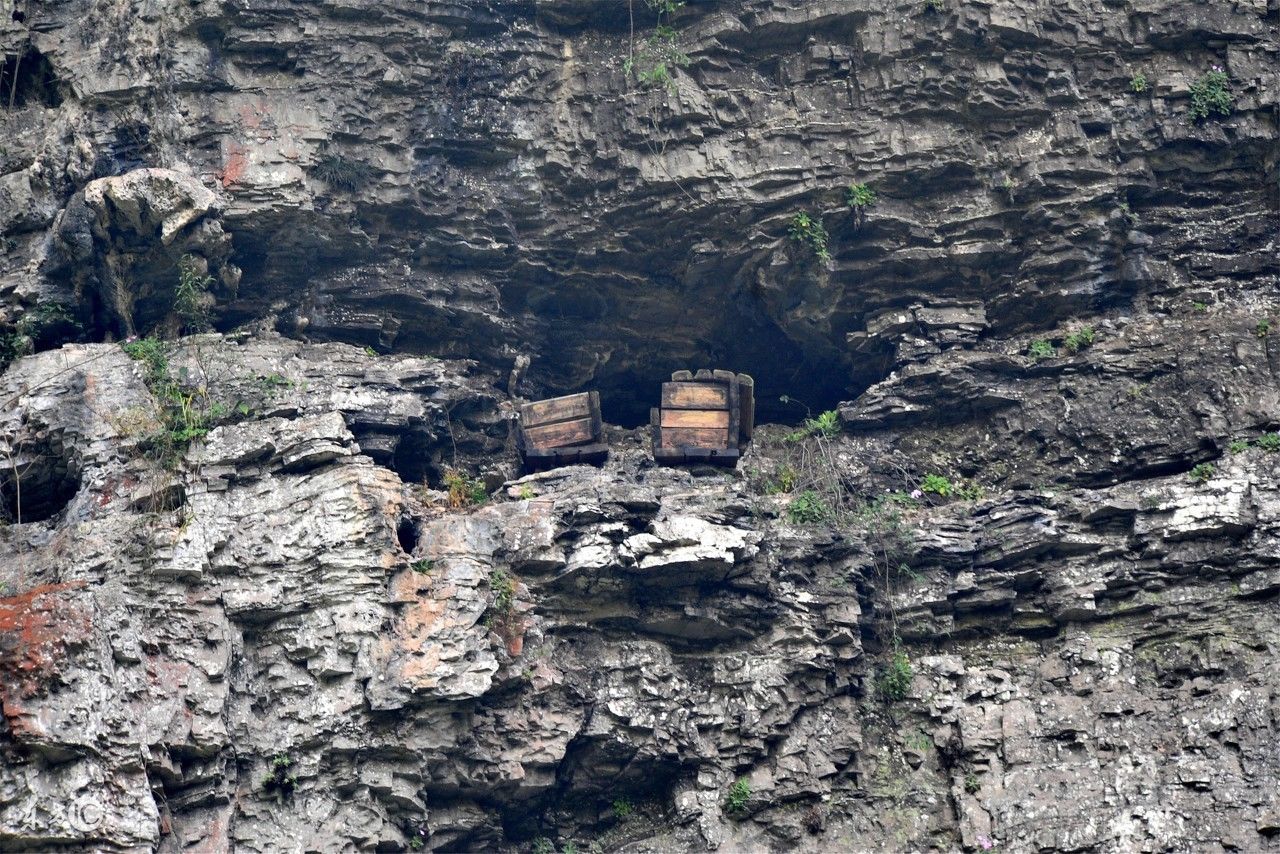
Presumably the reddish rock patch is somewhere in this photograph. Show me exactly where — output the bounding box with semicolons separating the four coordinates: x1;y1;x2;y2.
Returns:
0;582;91;702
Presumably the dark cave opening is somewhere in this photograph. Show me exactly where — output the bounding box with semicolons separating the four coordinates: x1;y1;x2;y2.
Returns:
396;516;419;554
0;433;80;523
0;47;63;109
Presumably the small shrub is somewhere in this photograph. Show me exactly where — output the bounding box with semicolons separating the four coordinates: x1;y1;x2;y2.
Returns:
624;24;689;92
787;490;830;524
411;559;436;574
174;254;214;333
763;465;798;495
923;0;944;11
1192;301;1208;312
1256;319;1271;338
1129;72;1148;94
846;182;876;208
1188;463;1215;484
920;474;953;497
1228;439;1249;454
444;470;488;508
788;212;831;262
1028;340;1055;360
261;753;298;797
725;778;751;814
405;819;428;851
1188;67;1232;121
1257;433;1280;452
517;484;535;500
786;409;840;442
878;650;913;701
611;797;634;821
1062;326;1095;354
532;838;554;854
312;152;374;191
964;773;981;794
802;804;825;833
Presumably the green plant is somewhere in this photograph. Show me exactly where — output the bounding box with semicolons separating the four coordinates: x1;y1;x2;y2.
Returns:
1192;301;1208;312
788;212;831;262
312;152;374;190
411;559;436;574
1028;340;1055;360
0;301;82;371
786;409;840;442
1188;463;1215;484
765;465;798;494
518;484;535;500
964;772;981;794
362;345;377;356
920;474;953;497
1062;326;1095;354
261;753;298;797
405;819;428;850
1188;67;1232;121
611;797;634;821
846;182;876;209
1257;433;1280;452
623;1;689;92
562;843;577;854
923;0;944;11
787;490;831;524
174;254;214;333
444;470;488;508
1256;319;1270;338
1228;439;1250;454
121;338;219;468
878;649;913;701
725;777;751;814
1129;71;1148;94
532;838;554;854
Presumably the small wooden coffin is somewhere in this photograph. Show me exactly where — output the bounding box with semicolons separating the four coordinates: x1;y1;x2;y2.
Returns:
518;391;608;471
651;370;755;466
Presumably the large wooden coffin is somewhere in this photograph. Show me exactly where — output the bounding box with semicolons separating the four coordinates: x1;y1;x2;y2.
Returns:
518;391;608;471
651;370;755;466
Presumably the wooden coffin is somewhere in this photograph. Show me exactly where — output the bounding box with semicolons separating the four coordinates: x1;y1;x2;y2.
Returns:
651;370;755;466
518;391;608;471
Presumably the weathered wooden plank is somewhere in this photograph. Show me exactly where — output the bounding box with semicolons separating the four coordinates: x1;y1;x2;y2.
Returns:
737;373;755;442
521;393;593;427
660;409;730;429
662;382;729;410
660;426;730;448
524;417;594;449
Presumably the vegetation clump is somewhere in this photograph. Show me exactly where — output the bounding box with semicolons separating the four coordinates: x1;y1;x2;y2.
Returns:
611;797;634;821
444;470;488;508
786;409;840;442
725;777;751;815
786;490;831;524
878;649;913;701
261;753;298;797
1063;326;1095;354
1257;433;1280;452
1129;72;1148;94
1188;67;1232;121
174;254;214;333
312;152;374;191
623;1;688;92
923;0;944;11
1188;463;1215;484
0;301;82;371
121;338;219;468
788;212;831;262
1028;340;1055;360
846;182;876;209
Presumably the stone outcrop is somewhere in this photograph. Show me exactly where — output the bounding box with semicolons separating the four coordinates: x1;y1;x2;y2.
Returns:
1;0;1279;851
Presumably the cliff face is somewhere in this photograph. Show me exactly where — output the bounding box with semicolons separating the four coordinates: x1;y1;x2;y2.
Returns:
1;0;1279;852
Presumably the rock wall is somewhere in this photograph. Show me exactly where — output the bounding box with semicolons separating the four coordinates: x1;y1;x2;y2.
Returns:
1;0;1279;852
